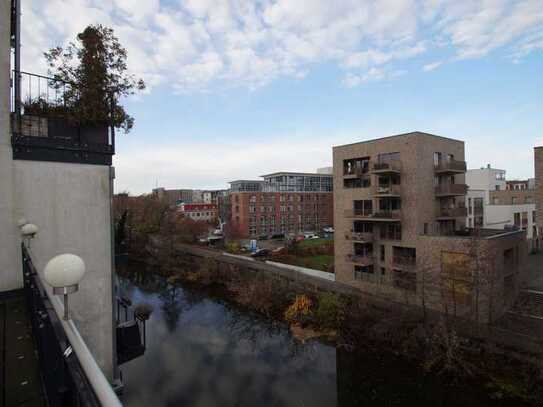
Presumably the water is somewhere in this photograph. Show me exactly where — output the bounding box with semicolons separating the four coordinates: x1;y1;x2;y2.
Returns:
117;265;526;407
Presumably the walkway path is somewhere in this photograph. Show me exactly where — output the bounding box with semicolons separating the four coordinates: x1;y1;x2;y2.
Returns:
0;291;44;407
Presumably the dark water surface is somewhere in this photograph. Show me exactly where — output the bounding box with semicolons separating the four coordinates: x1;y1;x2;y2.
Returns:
117;266;522;407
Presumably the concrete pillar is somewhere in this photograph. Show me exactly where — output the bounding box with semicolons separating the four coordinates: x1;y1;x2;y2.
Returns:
0;0;22;292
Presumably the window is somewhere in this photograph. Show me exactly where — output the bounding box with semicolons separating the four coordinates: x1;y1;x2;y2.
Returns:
514;212;521;227
354;242;373;257
512;196;518;204
380;245;385;261
353;221;373;233
380;224;401;240
343;157;370;175
250;195;256;203
354;200;372;216
433;152;442;166
378;152;400;163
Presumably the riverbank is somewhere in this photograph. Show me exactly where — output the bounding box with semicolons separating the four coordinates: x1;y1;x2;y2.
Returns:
122;246;543;406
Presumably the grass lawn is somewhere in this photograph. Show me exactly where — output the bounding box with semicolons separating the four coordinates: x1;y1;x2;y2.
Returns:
275;254;334;272
297;238;333;249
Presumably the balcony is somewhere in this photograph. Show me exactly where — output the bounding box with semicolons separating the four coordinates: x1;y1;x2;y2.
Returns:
19;244;123;406
345;231;373;242
436;205;468;220
346;253;374;266
393;255;416;269
434;159;467;174
10;70;115;166
372;160;401;174
435;183;468;197
344;209;401;222
371;184;401;197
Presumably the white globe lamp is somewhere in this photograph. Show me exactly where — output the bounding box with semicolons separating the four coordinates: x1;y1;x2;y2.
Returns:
17;217;27;227
43;254;86;320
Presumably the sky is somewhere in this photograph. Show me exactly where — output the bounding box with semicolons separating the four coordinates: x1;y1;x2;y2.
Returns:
20;0;543;194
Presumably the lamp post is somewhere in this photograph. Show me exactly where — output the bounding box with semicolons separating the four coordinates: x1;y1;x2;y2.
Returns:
21;223;39;248
43;254;86;320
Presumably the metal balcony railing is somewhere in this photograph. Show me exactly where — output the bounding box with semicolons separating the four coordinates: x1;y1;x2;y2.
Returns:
343;166;368;176
10;70;115;165
372;160;401;173
22;244;122;407
371;184;401;196
346;253;374;265
345;231;373;242
434;159;466;173
437;206;468;218
344;209;401;220
435;183;468;196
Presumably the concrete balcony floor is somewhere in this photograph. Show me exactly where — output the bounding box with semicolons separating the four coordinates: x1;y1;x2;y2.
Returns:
0;291;44;407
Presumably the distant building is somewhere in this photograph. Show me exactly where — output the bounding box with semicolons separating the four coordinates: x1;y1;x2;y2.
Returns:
465;166;538;250
334;132;526;323
152;187;194;205
228;172;333;238
317;166;333;174
179;203;218;222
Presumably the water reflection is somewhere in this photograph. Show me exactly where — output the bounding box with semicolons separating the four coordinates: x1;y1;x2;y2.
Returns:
118;264;522;407
118;268;337;407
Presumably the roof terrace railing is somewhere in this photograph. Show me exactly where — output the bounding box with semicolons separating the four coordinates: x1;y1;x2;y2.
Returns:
10;70;115;165
22;244;122;407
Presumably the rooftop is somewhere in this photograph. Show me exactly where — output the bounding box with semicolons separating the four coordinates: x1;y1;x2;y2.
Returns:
260;171;333;178
333;131;464;150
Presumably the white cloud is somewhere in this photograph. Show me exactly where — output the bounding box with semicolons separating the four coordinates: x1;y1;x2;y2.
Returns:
423;61;443;71
19;0;543;92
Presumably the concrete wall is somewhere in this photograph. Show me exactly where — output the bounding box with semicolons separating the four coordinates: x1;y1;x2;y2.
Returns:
0;0;22;292
13;160;115;377
485;203;536;239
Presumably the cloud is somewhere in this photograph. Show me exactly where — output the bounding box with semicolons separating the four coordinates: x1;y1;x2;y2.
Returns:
19;0;543;92
423;61;443;71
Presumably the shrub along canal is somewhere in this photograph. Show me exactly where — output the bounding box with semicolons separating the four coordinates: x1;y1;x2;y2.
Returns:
117;262;532;407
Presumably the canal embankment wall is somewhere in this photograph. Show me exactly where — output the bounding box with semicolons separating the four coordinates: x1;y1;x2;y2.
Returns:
146;236;543;358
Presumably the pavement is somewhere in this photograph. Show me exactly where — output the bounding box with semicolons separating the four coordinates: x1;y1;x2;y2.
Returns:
0;291;44;407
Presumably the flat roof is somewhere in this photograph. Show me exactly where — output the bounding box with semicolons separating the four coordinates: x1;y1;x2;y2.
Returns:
260;171;333;178
228;180;264;184
333;131;464;150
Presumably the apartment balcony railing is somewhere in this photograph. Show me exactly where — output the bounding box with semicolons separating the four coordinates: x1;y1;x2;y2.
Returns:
434;159;467;174
346;253;374;266
437;206;468;219
21;244;122;407
372;160;401;174
345;231;373;242
344;209;401;221
10;70;115;165
371;184;401;197
393;255;416;268
435;183;468;197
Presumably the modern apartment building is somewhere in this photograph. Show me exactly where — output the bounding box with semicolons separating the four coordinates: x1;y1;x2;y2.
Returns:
334;132;526;322
228;172;333;238
465;166;538;249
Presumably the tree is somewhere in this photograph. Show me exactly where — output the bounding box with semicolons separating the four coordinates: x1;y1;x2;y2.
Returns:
44;24;145;132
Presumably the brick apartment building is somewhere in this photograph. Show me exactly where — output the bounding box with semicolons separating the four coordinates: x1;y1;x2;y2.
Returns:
334;132;526;322
228;172;333;238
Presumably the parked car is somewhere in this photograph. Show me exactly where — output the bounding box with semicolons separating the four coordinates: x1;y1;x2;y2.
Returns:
303;233;319;239
323;226;334;233
250;248;271;259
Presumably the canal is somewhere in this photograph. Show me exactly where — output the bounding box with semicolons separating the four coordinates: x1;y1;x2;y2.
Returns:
117;264;527;407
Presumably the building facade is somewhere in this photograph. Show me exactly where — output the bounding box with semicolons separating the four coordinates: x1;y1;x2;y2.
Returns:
179;202;218;222
334;132;526;322
228;172;333;238
465;167;538;249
